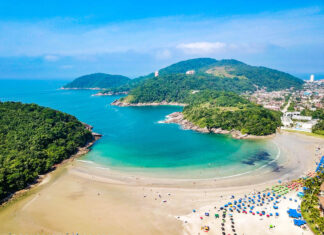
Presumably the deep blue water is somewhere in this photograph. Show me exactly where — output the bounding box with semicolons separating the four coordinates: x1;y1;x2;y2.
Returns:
0;80;278;178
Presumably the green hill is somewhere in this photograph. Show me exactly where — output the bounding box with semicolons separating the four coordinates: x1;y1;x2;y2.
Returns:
182;91;282;136
114;58;303;103
63;73;130;89
0;102;95;201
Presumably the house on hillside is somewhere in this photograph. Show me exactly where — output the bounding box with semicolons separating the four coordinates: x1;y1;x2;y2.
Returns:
186;70;195;75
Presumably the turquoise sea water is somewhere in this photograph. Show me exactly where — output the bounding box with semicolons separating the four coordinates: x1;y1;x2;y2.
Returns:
0;80;279;178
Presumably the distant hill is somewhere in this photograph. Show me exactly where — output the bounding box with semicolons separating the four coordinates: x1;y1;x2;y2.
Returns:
116;58;304;104
63;73;130;89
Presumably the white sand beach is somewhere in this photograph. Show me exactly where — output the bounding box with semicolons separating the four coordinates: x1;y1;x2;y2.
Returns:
0;131;323;234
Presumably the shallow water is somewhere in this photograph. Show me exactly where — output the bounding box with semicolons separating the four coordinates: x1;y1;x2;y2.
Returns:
0;80;279;178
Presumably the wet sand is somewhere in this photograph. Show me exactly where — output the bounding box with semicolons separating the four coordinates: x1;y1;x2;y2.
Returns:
0;131;323;234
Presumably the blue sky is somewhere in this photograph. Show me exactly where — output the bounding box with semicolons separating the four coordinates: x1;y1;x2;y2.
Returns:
0;0;323;79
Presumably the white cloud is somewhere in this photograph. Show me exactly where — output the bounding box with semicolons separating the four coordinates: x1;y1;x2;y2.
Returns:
177;42;227;54
155;49;172;59
44;55;59;61
60;64;73;69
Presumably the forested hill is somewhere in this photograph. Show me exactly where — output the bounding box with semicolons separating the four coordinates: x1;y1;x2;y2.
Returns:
63;73;130;89
0;102;95;201
182;91;282;136
114;58;303;103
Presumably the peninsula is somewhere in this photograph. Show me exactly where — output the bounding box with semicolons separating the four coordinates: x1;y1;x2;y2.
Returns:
0;101;101;203
62;73;130;89
108;58;298;136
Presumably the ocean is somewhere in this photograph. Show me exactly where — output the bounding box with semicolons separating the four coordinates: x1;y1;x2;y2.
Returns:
0;79;279;179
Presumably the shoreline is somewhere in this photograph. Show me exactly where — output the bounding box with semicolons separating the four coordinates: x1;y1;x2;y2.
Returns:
60;87;102;90
161;111;276;140
0;131;323;234
0;126;102;207
92;91;128;96
111;99;187;107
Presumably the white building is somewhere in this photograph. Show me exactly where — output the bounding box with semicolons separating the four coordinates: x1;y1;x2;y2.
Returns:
154;70;159;77
281;116;293;127
285;112;300;117
310;74;314;82
292;115;312;121
186;70;195;75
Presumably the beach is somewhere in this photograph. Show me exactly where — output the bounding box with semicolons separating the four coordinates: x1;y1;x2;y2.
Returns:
0;131;323;234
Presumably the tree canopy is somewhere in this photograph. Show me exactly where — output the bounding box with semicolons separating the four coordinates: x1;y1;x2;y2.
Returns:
0;102;94;201
63;73;130;89
182;91;282;136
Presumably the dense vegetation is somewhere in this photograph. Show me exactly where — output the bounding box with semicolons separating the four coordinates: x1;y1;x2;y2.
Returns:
301;171;324;234
122;74;254;103
101;58;303;97
313;120;324;135
0;102;94;201
301;109;324;120
220;61;303;91
115;58;303;103
181;91;282;135
63;73;130;89
287;101;296;111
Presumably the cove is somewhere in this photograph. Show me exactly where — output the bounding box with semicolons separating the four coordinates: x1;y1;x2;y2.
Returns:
0;80;279;179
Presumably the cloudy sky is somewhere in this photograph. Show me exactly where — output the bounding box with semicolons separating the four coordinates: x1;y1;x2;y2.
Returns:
0;0;323;79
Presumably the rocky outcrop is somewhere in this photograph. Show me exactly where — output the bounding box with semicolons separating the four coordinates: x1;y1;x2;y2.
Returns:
60;87;101;90
82;122;102;140
160;112;274;139
92;91;128;96
111;100;187;107
162;112;210;133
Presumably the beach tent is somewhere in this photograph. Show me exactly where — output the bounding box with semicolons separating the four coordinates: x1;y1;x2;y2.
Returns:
287;209;301;218
293;219;306;226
